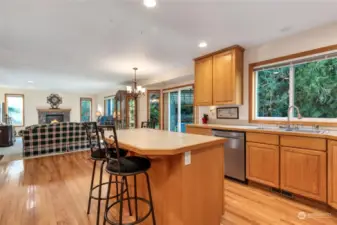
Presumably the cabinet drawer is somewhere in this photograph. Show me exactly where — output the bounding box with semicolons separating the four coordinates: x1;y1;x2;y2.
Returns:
246;132;279;145
186;127;212;136
280;136;326;151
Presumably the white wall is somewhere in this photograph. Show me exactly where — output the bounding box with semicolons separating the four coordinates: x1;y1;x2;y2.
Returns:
0;87;96;129
201;22;337;125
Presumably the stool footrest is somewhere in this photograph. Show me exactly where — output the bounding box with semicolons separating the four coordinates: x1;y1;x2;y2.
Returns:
90;181;128;200
104;197;153;225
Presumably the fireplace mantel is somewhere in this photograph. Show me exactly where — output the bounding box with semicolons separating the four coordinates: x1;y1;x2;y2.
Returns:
37;108;71;124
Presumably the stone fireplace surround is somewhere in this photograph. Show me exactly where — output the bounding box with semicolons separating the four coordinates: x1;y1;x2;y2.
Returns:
37;108;71;124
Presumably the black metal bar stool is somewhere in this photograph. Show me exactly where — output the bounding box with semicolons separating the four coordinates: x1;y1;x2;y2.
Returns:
102;124;156;225
83;122;131;225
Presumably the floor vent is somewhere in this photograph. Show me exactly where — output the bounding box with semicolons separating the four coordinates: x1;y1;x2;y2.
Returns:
271;187;281;193
281;190;294;199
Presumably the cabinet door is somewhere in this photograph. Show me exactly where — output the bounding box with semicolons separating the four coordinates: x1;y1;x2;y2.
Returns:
212;51;234;105
246;142;280;188
194;57;213;106
328;140;337;209
280;147;327;202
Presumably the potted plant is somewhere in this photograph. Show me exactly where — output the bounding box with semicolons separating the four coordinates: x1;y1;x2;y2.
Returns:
202;114;209;124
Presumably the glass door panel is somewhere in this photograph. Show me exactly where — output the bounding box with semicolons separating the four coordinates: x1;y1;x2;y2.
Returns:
121;96;126;128
180;89;194;133
149;92;160;129
170;91;178;132
128;98;136;128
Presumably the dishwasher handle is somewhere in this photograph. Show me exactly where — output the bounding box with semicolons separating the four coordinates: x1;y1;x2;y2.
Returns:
214;135;244;140
212;129;245;138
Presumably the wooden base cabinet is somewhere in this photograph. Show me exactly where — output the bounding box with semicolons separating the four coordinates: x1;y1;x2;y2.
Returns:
0;125;14;147
328;140;337;209
280;147;327;202
185;127;212;136
246;142;280;188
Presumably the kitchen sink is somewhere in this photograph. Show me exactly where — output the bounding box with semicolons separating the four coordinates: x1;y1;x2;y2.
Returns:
255;126;328;134
281;128;327;134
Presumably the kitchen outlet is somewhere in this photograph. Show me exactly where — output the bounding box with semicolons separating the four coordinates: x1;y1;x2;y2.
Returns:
184;151;191;165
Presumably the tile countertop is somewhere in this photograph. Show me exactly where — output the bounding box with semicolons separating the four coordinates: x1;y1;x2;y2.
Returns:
187;124;337;140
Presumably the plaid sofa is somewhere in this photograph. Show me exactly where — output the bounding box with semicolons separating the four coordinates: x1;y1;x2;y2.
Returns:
22;122;92;157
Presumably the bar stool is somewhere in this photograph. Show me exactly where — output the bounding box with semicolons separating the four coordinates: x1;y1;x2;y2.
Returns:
102;124;156;225
83;122;131;225
141;120;156;129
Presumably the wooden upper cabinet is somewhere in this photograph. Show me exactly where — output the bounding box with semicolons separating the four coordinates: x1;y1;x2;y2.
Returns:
280;147;327;202
213;51;234;104
194;56;213;106
328;140;337;209
194;45;244;106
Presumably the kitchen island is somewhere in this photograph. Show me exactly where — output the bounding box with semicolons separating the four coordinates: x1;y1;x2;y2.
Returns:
104;128;226;225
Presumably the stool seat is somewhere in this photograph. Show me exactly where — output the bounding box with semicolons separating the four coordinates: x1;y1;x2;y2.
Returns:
91;148;128;160
106;156;151;174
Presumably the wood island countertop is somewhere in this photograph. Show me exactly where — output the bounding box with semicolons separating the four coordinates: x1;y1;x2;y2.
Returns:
104;128;226;156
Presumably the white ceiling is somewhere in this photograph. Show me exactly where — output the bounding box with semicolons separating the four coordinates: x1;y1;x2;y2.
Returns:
1;0;337;94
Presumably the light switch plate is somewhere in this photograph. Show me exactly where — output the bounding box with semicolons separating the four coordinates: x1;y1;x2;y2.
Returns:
184;151;191;165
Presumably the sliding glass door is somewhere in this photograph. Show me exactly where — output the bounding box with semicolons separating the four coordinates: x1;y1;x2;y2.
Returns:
169;91;178;132
163;86;194;133
180;89;194;132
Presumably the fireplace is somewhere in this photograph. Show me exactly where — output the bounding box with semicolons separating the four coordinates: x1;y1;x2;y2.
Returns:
46;114;64;124
37;108;71;124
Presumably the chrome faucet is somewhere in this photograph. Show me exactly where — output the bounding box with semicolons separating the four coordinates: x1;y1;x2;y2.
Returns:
286;105;302;131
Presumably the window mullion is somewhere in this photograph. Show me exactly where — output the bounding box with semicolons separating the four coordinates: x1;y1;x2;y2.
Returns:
289;65;295;118
178;89;181;132
168;92;170;131
255;71;259;118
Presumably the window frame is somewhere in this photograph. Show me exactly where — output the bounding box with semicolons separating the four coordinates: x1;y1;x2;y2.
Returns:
249;44;337;126
80;97;92;122
104;95;115;116
147;90;161;129
4;93;25;127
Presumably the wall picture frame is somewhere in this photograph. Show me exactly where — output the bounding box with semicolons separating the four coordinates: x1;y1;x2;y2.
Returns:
216;107;239;119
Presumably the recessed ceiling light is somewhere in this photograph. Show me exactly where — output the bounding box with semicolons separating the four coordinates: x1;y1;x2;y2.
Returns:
27;80;34;84
198;41;207;48
143;0;156;8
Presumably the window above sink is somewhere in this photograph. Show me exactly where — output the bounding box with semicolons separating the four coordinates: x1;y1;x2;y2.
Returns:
249;44;337;126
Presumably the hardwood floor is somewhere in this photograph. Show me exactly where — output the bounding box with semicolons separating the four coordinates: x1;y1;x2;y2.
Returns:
0;151;336;225
223;181;337;225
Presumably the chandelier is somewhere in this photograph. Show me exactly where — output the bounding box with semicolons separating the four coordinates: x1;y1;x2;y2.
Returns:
126;67;146;97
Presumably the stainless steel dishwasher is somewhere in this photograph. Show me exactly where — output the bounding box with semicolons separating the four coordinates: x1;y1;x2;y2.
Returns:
212;129;246;182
